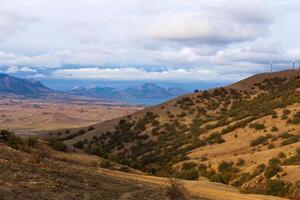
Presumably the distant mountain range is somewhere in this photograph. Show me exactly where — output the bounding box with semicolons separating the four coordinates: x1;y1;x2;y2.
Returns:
69;83;188;100
0;73;55;98
0;74;188;104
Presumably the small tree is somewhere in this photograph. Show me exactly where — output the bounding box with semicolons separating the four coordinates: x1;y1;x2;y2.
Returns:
167;179;187;200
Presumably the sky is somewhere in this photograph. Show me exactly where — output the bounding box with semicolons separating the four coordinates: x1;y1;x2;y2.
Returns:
0;0;300;90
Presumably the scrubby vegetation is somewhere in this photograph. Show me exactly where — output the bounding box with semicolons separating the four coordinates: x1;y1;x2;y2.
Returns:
250;134;272;146
68;75;300;198
0;129;39;150
167;179;188;200
47;138;68;152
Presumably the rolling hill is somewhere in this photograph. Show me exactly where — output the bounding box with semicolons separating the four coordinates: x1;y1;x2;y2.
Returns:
41;69;300;199
0;130;287;200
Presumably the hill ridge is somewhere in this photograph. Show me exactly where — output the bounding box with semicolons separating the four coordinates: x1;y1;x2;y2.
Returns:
42;69;300;199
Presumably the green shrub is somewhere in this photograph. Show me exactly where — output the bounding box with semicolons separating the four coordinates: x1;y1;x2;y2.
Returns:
182;162;197;170
268;143;275;149
268;157;281;166
119;166;130;172
232;173;250;187
271;111;278;119
236;159;245;166
251;164;266;178
218;161;233;172
167;179;187;200
73;140;85;149
88;126;95;131
250;134;272;146
281;109;291;119
209;174;223;183
271;126;278;132
206;132;225;145
209;172;232;184
0;129;23;150
281;135;299;146
48;138;68;152
0;129;13;141
289;111;300;124
198;164;208;177
265;179;289;196
282;148;300;165
249;123;265;130
264;165;282;178
279;132;293;139
278;152;286;159
8;134;23;150
100;160;113;169
26;137;38;147
175;168;199;180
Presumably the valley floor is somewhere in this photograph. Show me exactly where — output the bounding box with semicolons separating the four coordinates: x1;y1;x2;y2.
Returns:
0;98;141;132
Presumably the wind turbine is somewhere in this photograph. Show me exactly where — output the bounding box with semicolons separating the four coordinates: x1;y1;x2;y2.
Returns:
293;60;295;70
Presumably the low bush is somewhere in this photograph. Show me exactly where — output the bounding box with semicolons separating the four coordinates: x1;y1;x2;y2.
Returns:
119;166;130;172
249;123;265;130
175;168;199;180
47;138;68;152
265;179;289;196
251;164;266;178
281;109;291;119
271;126;278;132
7;134;23;150
209;172;232;184
232;173;250;187
268;143;275;149
289;111;300;124
26;137;38;147
167;179;187;200
281;135;299;146
88;126;95;131
268;157;281;166
279;132;293;139
282;148;300;165
250;134;272;146
236;159;246;166
73;140;85;149
182;162;197;171
100;160;113;168
264;165;282;178
278;152;286;159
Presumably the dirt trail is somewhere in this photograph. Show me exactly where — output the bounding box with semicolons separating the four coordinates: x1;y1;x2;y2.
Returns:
98;168;287;200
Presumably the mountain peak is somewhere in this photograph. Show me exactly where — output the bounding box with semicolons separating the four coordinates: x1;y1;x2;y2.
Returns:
0;73;54;98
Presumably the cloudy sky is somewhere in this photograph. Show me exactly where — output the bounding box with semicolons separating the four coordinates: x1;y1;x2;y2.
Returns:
0;0;300;84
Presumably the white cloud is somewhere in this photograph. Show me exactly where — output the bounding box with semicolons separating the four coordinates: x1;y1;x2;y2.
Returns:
0;0;299;82
149;11;269;44
52;67;249;82
5;66;37;73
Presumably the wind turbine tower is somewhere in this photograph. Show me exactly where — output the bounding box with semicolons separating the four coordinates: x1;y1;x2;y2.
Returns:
293;60;295;70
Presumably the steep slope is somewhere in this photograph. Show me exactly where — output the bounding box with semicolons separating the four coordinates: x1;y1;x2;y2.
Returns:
43;69;300;198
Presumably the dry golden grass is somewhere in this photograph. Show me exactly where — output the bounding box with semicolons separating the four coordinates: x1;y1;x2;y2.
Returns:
0;98;142;132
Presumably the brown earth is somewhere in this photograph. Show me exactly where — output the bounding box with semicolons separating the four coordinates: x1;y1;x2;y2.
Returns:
0;140;287;200
0;98;142;132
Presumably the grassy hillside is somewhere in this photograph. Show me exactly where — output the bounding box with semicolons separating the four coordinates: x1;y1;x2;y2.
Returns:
1;130;288;200
41;69;300;199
